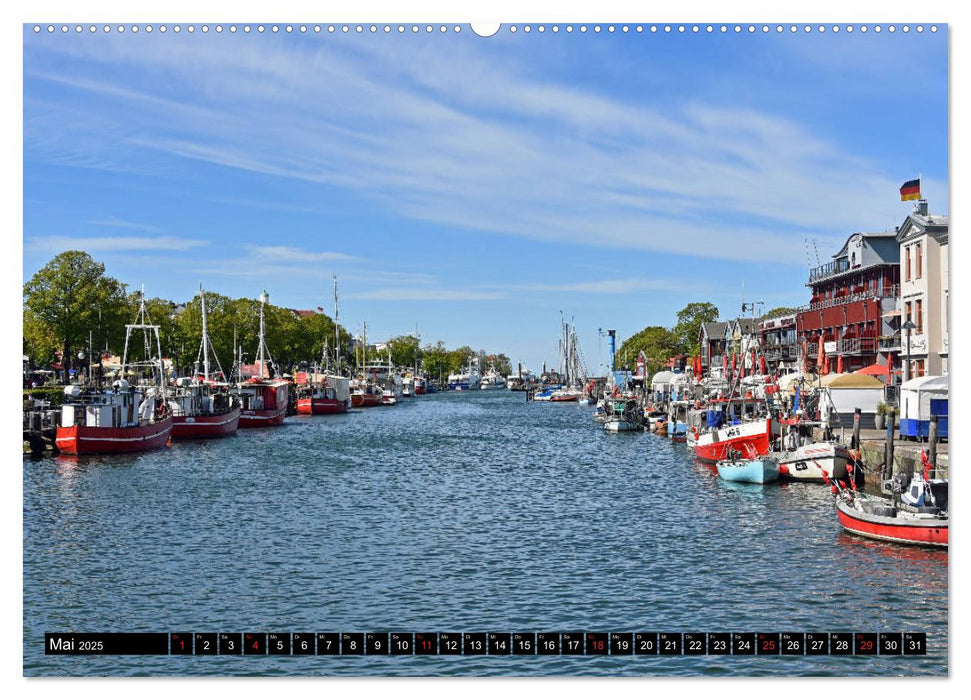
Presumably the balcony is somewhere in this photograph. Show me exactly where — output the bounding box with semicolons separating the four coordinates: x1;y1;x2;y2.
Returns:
809;258;851;283
801;285;899;313
878;334;901;352
761;342;799;362
833;337;877;356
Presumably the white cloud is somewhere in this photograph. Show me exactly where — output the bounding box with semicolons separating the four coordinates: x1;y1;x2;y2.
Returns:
23;34;946;266
25;235;206;253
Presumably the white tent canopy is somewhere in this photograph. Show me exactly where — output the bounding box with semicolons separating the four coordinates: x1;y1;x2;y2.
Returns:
899;375;948;421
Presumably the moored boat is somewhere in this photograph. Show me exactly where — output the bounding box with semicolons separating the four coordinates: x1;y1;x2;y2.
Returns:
690;417;777;463
55;290;172;454
236;291;289;428
295;374;351;414
834;471;947;547
716;456;780;484
56;382;173;454
350;379;383;407
169;380;240;438
169;286;241;439
775;441;850;482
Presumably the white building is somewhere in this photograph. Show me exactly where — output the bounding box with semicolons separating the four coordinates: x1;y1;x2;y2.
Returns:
895;201;949;379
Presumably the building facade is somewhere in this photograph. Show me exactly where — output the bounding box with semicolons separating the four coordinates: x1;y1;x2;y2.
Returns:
895;201;949;379
796;231;900;374
758;311;798;374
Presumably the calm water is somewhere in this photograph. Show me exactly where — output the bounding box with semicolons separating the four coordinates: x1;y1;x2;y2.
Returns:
23;391;948;676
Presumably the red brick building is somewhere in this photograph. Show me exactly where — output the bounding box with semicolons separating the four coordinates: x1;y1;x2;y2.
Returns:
796;231;900;374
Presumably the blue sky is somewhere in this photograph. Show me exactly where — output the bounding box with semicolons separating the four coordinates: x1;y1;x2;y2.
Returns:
23;23;948;373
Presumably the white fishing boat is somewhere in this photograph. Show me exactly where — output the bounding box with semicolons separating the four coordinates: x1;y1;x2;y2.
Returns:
448;356;482;390
480;367;506;390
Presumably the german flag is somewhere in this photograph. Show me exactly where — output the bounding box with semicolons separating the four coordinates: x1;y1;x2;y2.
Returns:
900;178;921;201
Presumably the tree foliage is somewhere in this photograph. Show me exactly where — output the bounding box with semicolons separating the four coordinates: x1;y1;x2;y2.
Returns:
616;326;681;375
23;251;128;371
23;252;512;380
673;301;720;355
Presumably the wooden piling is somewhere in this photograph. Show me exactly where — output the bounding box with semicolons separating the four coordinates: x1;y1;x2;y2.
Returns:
883;411;896;482
852;407;861;450
928;414;939;476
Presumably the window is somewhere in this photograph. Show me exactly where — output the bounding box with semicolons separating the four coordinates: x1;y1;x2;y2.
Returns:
905;301;912;327
916;299;923;334
905;245;911;281
916;242;922;278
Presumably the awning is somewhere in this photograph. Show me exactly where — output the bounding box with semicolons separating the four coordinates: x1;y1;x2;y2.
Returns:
882;309;901;318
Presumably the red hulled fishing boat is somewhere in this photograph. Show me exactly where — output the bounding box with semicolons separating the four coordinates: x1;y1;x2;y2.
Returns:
236;291;289;428
690;417;777;464
169;286;240;439
833;462;948;547
55;289;172;455
296;374;350;414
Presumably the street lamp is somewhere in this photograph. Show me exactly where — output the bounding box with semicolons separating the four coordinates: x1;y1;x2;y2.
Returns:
901;319;916;384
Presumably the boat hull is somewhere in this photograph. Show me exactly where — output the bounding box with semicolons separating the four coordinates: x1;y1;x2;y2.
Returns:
295;398;349;415
55;417;173;455
351;394;382;408
776;443;849;482
604;418;640;432
836;498;948;547
238;407;287;428
717;458;780;484
171;408;241;439
692;419;773;464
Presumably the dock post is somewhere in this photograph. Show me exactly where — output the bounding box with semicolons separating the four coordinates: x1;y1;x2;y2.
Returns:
928;414;939;476
851;407;861;450
883;411;896;482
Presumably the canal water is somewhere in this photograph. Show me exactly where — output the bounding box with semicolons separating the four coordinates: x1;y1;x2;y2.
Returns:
23;391;948;676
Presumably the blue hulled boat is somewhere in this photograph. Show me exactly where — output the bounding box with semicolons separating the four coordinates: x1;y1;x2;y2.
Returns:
716;457;780;484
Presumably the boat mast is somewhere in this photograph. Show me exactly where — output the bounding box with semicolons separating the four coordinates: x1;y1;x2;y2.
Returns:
195;284;224;382
255;290;275;379
121;285;165;390
333;275;340;374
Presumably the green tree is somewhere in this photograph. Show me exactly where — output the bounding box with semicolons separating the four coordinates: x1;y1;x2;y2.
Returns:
387;334;420;369
673;301;720;355
421;341;449;382
762;306;797;319
23;251;129;373
447;345;474;375
616;326;681;375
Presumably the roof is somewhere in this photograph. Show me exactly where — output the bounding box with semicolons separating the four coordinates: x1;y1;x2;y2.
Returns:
291;309;317;320
832;231;898;259
900;375;949;391
820;373;884;389
700;321;727;339
651;370;675;384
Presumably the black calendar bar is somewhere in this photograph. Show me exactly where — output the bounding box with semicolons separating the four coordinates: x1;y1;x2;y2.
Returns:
42;631;930;655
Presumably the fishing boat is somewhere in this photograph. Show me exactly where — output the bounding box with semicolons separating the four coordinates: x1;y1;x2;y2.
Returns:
401;374;414;397
834;467;947;547
776;441;850;482
413;375;428;395
55;289;172;454
716;454;780;484
550;388;581;402
169;379;240;438
480;366;506;390
236;291;289;428
668;401;690;442
169;286;241;439
690;417;777;463
602;398;642;432
295;373;351;414
296;277;353;415
350;379;383;407
448;356;482;391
